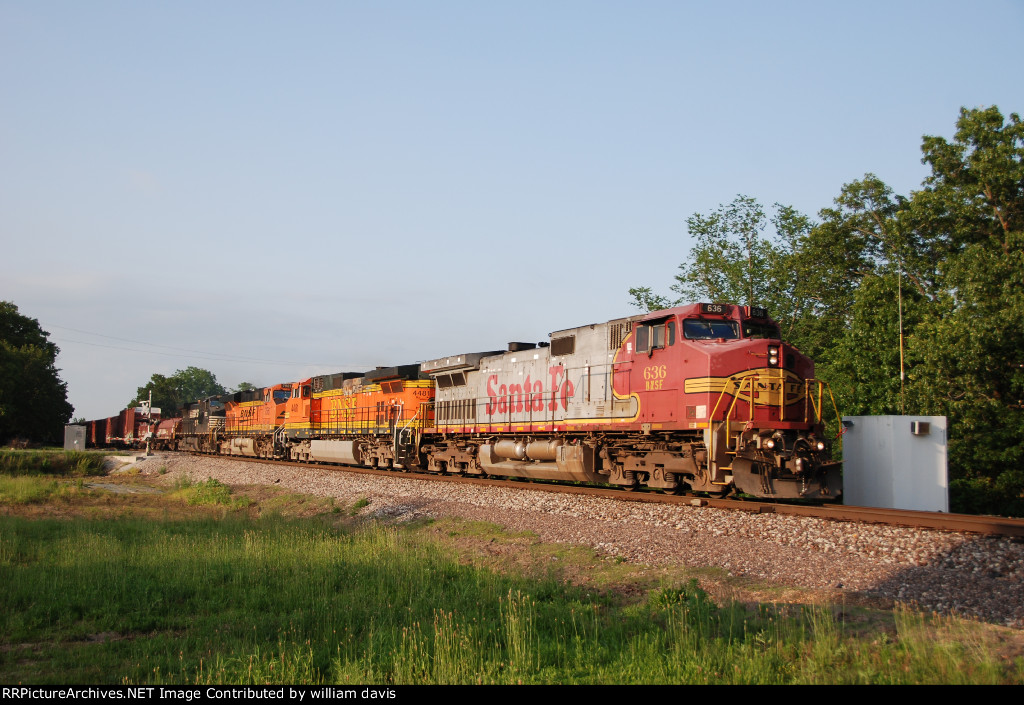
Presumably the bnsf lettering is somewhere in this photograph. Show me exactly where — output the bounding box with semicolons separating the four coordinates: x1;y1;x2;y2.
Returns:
643;365;667;390
485;366;575;416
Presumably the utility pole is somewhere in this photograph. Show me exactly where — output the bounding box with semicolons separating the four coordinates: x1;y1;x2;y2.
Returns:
898;263;905;415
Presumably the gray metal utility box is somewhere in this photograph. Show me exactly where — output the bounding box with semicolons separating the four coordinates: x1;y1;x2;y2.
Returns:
64;424;86;452
841;415;948;512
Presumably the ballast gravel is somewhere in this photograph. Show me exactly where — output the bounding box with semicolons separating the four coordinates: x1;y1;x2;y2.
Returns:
138;453;1024;628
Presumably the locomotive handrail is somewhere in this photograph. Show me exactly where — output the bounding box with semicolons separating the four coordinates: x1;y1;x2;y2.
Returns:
708;370;839;469
273;421;287;451
397;401;423;433
803;378;844;450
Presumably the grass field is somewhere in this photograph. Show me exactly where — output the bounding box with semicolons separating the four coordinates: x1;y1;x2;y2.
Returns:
0;451;1021;684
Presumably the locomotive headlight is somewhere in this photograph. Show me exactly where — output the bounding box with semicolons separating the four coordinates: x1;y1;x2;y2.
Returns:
768;346;779;367
816;441;826;451
764;438;776;449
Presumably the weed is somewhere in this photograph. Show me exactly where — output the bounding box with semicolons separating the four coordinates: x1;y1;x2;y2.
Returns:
171;477;232;506
0;450;106;477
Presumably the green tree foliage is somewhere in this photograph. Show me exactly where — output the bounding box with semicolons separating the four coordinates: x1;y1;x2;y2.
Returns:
826;273;925;416
129;367;227;414
0;302;74;443
629;106;1024;515
904;107;1024;514
629;196;815;341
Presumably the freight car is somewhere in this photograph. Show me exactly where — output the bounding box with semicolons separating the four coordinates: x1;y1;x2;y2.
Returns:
84;405;169;450
93;304;843;500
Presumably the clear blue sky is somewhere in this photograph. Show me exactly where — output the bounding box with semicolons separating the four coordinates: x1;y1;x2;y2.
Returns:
2;0;1022;419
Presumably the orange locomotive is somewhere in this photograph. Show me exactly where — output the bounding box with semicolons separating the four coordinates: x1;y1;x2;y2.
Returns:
217;384;293;457
280;365;434;469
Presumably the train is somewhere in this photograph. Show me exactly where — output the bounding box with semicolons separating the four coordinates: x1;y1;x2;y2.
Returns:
83;303;843;500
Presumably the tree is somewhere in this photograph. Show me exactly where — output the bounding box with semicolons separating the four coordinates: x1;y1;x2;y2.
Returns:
903;107;1024;512
0;302;74;443
129;367;227;414
629;196;815;341
796;175;932;393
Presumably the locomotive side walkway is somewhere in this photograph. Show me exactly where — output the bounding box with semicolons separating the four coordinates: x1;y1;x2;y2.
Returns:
131;452;1024;629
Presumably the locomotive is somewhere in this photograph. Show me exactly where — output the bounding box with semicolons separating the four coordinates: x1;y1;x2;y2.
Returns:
86;303;842;500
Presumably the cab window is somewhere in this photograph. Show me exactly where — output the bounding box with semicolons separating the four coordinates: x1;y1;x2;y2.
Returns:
683;319;739;340
635;326;649;353
635;321;675;353
743;321;780;339
651;321;675;348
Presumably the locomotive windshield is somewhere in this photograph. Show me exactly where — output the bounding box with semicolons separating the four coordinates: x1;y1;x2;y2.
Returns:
273;390;290;403
683;318;739;340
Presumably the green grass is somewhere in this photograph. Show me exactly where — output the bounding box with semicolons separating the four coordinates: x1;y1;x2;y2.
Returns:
0;506;1019;684
0;460;1020;685
0;475;93;504
171;476;233;506
0;449;107;477
349;496;370;515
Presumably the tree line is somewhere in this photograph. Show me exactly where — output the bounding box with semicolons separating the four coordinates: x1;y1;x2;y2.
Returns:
0;302;74;444
631;106;1023;515
126;368;255;414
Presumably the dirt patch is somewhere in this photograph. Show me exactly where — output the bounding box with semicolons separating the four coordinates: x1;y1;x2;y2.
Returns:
84;482;163;495
422;516;828;611
102;455;144;473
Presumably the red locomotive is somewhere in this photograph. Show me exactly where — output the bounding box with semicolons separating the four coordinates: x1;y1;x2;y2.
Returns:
419;303;840;499
84;303;842;500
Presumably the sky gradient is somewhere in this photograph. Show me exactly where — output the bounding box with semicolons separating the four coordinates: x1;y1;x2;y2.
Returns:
2;1;1022;419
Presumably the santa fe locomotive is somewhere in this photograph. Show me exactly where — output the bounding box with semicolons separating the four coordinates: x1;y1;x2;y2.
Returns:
85;303;843;500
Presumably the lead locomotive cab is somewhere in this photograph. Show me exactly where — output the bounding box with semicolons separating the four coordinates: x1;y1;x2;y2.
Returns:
668;302;841;500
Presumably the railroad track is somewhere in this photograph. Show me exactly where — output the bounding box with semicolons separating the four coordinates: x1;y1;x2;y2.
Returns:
182;452;1024;538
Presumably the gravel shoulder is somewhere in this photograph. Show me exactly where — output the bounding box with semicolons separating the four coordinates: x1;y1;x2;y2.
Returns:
130;452;1024;629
